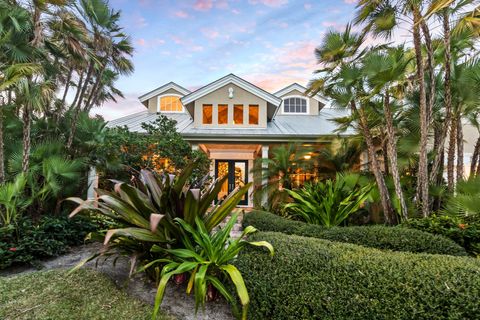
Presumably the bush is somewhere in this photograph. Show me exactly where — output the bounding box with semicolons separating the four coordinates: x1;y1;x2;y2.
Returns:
243;211;467;256
235;232;480;320
403;215;480;257
0;215;97;269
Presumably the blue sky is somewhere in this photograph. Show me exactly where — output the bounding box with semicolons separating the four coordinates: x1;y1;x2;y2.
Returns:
99;0;359;119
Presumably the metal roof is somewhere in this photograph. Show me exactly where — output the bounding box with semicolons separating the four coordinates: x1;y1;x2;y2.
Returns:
107;109;353;142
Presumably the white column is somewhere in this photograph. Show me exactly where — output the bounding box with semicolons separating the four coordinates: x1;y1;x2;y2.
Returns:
191;144;199;151
261;145;269;207
87;166;98;200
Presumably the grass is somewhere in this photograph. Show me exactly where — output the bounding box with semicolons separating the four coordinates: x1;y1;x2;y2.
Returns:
0;269;170;320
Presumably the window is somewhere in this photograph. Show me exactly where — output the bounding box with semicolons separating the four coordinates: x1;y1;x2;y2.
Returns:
283;97;307;113
249;105;259;125
234;104;243;125
159;95;183;112
218;104;228;124
203;104;212;124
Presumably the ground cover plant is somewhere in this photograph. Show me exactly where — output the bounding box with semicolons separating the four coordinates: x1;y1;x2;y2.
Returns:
0;269;169;320
244;211;467;256
235;231;480;320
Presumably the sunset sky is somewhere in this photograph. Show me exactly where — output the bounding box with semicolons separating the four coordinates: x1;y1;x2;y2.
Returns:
99;0;361;120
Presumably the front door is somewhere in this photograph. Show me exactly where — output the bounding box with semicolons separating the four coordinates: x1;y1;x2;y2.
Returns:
215;160;248;205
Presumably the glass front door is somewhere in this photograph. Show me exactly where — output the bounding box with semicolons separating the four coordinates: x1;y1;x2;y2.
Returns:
215;160;248;205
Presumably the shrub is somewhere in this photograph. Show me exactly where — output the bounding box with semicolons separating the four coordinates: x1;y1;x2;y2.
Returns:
0;215;97;269
235;232;480;320
404;215;480;257
243;211;467;256
284;173;372;227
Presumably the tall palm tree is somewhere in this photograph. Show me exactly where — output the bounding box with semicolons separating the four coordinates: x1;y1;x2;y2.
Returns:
308;26;397;224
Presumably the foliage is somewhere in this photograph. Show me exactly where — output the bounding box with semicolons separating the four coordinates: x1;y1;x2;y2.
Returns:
0;174;30;226
234;231;480;320
284;173;373;227
68;161;252;277
404;214;480;257
0;269;168;320
444;176;480;216
144;214;273;320
101;115;210;180
243;211;467;256
0;215;97;269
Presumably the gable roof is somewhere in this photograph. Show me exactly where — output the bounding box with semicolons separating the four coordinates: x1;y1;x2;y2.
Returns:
138;81;191;103
181;73;282;106
274;83;329;105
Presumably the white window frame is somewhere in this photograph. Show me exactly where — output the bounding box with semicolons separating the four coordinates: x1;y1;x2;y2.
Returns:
281;95;309;114
156;94;184;113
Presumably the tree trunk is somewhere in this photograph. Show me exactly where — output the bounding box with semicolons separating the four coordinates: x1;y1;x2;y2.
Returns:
384;93;408;220
421;21;435;126
31;6;42;47
0;102;4;184
456;116;464;182
383;136;389;176
21;103;31;173
413;7;430;218
469;136;480;179
84;65;105;111
447;114;457;190
430;11;453;183
61;66;73;106
70;70;84;111
351;101;396;224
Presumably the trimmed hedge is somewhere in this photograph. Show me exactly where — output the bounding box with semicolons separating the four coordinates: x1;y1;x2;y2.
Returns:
243;211;468;256
235;232;480;320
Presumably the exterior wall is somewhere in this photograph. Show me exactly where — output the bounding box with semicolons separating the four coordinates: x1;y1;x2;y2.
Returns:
276;88;319;115
147;88;186;113
193;83;268;128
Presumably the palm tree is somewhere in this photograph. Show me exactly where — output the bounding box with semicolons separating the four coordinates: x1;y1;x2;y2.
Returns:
308;25;397;224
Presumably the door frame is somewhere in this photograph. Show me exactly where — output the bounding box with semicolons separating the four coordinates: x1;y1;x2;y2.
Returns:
214;159;249;206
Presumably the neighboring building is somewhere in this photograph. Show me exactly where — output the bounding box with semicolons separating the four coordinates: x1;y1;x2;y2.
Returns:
108;74;353;207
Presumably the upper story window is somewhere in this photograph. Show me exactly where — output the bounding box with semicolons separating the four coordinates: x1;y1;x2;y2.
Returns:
158;95;183;112
283;97;307;114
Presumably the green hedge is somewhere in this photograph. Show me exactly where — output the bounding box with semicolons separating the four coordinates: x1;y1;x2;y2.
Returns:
243;211;467;256
235;232;480;320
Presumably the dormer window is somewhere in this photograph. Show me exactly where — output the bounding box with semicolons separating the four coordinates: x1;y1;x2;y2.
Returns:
158;95;183;112
283;97;308;114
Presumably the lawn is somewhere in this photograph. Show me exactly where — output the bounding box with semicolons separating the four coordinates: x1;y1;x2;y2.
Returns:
0;269;170;320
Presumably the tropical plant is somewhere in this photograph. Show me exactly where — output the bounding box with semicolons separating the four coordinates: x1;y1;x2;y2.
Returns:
68;161;252;275
284;173;373;228
0;174;30;227
143;214;273;320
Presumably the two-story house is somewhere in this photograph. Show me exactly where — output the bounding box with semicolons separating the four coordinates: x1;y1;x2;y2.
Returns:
108;74;351;207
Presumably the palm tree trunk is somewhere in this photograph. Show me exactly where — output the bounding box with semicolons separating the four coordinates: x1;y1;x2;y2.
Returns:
469;136;480;179
413;7;430;218
0;102;4;184
61;66;73;106
84;65;105;111
21;103;31;173
351;101;396;224
70;70;84;111
383;136;389;176
421;21;435;126
430;10;453;183
384;93;408;220
447;114;457;190
456;116;464;182
67;62;94;150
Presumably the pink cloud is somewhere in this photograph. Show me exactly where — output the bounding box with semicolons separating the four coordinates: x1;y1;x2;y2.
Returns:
201;28;220;39
216;0;229;9
194;0;213;11
344;0;357;4
174;10;189;18
135;38;165;49
304;3;312;10
136;38;146;46
231;8;241;14
249;0;288;7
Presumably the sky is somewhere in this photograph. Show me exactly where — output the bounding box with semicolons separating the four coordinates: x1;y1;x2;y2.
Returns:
97;0;361;120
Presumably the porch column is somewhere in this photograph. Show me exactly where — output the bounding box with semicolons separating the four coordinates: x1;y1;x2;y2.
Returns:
191;144;199;151
87;166;98;200
261;145;269;207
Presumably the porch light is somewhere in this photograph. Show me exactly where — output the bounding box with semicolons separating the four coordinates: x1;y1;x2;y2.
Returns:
304;155;312;160
228;87;234;99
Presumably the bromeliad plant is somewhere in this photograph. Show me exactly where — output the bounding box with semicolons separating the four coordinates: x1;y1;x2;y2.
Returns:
284;173;372;228
142;213;274;320
67;160;251;275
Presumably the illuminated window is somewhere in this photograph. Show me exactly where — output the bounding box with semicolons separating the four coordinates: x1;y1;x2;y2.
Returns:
203;104;212;124
234;104;243;125
218;104;228;124
283;97;307;113
158;95;183;112
249;105;259;125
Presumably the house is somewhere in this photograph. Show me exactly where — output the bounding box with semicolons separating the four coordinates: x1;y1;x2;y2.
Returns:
108;74;353;207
